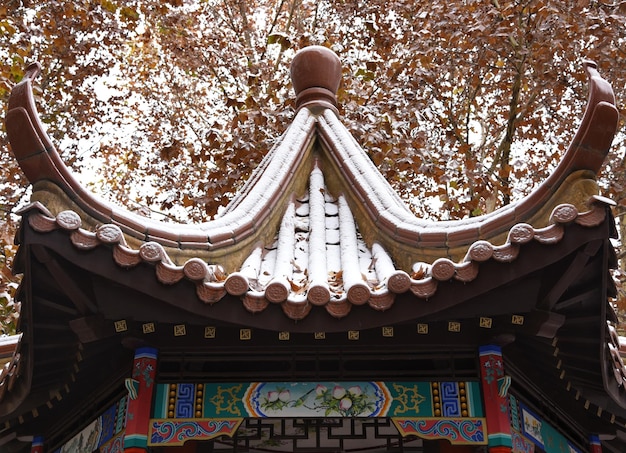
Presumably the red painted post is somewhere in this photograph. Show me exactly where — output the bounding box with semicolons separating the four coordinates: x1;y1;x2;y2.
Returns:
124;347;158;452
30;436;44;453
479;345;512;453
590;435;602;453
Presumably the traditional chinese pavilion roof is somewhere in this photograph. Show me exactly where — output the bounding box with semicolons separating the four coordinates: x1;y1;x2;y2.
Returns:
2;46;626;449
4;48;619;320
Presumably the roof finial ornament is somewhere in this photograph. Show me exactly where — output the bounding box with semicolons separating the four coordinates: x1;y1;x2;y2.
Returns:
290;45;342;112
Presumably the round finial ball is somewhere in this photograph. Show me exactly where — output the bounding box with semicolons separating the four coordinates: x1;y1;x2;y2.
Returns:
290;46;342;102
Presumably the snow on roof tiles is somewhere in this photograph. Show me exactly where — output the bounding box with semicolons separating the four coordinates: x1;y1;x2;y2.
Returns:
6;46;620;321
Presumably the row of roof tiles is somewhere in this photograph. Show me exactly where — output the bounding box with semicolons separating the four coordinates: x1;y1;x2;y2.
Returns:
22;194;609;320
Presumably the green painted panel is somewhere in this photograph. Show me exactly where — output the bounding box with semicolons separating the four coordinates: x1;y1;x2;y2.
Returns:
153;381;482;419
153;383;169;418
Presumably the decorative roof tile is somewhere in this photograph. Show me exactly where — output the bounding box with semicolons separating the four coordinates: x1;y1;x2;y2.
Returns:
19;189;610;320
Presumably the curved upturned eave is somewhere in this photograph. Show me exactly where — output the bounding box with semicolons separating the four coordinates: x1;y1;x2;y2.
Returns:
5;61;618;268
6;64;318;261
316;61;618;262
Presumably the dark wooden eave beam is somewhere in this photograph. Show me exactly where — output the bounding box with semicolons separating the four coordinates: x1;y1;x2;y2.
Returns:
553;287;602;312
34;296;80;317
31;245;97;315
540;239;603;310
68;315;115;344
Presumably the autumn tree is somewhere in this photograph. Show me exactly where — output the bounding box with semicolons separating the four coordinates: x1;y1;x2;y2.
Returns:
1;0;626;331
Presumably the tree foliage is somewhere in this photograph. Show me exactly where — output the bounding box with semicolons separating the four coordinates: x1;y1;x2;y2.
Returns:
1;0;626;330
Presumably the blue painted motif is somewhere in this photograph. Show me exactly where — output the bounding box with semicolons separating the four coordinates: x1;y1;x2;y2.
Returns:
176;383;196;418
98;401;118;447
395;418;485;444
440;382;461;417
150;419;240;445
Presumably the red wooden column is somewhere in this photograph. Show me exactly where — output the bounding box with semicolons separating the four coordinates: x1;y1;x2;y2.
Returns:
124;347;158;452
30;436;44;453
589;435;602;453
479;345;512;453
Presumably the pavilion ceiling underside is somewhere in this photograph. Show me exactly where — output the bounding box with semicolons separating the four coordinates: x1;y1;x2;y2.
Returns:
0;246;134;424
501;239;626;436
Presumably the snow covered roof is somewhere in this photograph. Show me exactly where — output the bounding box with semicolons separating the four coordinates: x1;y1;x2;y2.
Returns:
6;46;618;321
